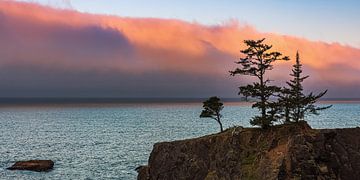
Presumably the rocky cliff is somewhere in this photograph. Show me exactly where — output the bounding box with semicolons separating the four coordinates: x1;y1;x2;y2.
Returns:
137;121;360;180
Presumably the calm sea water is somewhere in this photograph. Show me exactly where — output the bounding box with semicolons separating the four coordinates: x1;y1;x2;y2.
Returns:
0;101;359;179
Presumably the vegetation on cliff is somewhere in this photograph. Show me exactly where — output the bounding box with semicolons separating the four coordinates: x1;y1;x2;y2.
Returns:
278;51;331;123
227;38;330;128
230;38;290;128
200;96;224;132
202;39;331;130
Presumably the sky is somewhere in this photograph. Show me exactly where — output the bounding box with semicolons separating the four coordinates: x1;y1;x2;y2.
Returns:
16;0;360;48
0;0;360;98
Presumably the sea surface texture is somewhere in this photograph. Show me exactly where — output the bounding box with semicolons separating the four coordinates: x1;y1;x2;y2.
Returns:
0;101;359;179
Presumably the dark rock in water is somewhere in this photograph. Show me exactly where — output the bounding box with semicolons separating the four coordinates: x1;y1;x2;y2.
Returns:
136;166;150;180
7;160;54;172
138;121;360;180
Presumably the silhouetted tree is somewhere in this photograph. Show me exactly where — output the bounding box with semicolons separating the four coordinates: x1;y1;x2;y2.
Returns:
200;96;224;132
277;87;293;123
230;39;289;128
280;51;331;122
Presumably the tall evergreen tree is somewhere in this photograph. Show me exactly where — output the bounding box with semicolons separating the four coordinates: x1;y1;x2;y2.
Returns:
282;51;331;122
230;39;289;128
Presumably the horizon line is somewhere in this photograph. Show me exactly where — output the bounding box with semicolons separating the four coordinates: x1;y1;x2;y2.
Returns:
0;97;359;104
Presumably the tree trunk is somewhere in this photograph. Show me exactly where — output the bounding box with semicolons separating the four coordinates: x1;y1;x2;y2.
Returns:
218;121;223;132
216;114;223;132
260;72;267;128
296;107;300;122
285;107;290;123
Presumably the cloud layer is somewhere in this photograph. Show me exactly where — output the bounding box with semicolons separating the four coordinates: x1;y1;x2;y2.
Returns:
0;1;359;98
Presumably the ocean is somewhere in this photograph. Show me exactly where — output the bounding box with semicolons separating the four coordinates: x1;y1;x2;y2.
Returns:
0;100;359;179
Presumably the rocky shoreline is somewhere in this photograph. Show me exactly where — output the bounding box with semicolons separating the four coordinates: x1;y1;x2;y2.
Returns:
137;122;360;180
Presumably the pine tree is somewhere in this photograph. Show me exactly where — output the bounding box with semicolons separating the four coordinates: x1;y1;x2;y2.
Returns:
230;39;289;128
284;51;331;122
277;87;292;123
200;96;224;132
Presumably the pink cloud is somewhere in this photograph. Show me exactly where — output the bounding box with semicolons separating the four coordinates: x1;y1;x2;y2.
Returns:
0;1;359;97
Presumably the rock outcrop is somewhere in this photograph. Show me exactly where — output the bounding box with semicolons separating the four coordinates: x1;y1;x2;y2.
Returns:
138;122;360;180
7;160;54;172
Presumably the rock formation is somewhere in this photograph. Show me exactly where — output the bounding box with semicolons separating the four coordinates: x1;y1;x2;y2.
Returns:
137;121;360;180
7;160;54;172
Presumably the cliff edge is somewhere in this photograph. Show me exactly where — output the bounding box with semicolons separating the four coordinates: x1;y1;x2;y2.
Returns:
137;121;360;180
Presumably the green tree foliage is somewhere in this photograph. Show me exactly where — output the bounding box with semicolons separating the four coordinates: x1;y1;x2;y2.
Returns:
230;39;289;128
200;96;224;132
279;51;331;122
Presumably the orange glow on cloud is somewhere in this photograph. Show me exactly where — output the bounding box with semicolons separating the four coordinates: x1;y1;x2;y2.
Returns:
0;1;359;97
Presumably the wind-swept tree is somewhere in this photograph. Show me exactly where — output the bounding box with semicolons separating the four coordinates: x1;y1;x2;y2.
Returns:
280;51;331;122
200;96;224;132
230;39;289;128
